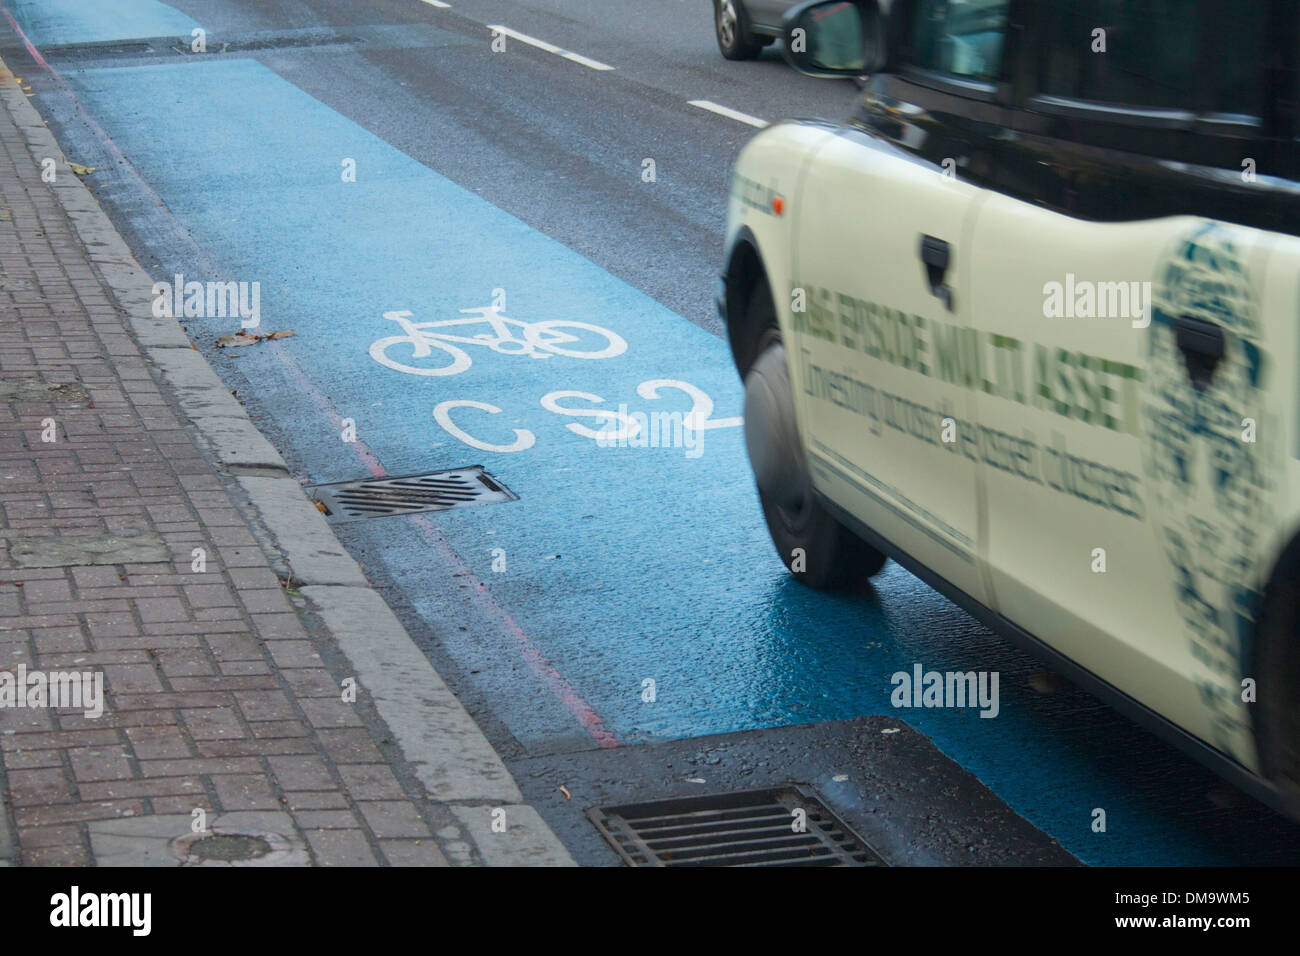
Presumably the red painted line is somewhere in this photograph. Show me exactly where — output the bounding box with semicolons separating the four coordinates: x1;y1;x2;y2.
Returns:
270;342;619;748
2;8;46;68
414;513;620;749
2;7;179;225
271;343;388;479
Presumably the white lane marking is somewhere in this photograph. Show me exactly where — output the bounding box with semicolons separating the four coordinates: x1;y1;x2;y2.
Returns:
490;25;561;54
420;0;451;8
688;99;769;128
487;24;615;71
561;51;615;71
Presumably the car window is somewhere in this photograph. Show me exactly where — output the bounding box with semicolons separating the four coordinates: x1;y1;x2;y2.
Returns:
1209;4;1271;117
908;0;1010;81
1038;0;1270;116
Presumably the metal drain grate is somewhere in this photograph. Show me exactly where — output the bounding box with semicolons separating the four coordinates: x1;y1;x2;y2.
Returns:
39;41;156;59
37;33;359;61
211;33;359;53
588;786;885;867
310;467;516;522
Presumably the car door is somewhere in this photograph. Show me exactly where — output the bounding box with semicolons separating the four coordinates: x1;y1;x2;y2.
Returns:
791;134;987;603
743;0;792;32
785;0;1019;606
788;0;1015;606
968;0;1284;763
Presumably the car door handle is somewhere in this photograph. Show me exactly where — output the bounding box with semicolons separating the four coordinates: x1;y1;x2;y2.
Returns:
1174;314;1225;392
919;235;955;311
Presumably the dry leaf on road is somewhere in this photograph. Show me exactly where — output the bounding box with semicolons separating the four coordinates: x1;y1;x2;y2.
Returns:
215;330;295;347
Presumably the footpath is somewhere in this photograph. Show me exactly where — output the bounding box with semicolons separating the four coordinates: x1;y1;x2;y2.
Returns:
0;53;571;867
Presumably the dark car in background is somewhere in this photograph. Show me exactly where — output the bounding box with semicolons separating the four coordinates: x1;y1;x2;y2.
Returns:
713;0;890;65
713;0;802;59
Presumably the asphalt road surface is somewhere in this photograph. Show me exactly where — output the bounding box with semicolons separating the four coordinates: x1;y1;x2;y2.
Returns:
5;0;1300;865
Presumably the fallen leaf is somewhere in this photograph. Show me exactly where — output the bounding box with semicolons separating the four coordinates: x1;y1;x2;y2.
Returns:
66;162;96;176
215;330;293;347
559;785;571;800
313;500;328;514
215;331;262;347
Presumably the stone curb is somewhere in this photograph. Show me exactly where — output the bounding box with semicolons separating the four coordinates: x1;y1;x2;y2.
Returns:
147;348;290;472
236;477;369;587
0;787;12;867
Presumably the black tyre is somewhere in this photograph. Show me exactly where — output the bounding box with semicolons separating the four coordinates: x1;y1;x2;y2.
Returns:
714;0;764;61
1254;548;1300;795
740;275;887;590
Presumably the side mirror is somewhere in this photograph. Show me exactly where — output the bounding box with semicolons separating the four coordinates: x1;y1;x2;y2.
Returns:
781;0;886;79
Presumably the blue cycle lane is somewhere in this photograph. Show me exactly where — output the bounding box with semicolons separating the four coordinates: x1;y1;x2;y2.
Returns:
16;4;1300;863
8;0;200;45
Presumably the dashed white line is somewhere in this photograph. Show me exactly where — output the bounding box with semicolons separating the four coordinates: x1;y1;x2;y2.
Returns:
688;100;769;128
433;16;771;132
560;50;616;71
420;0;451;8
487;24;615;71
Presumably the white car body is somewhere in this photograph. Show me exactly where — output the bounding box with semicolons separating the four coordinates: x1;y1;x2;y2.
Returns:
722;115;1300;807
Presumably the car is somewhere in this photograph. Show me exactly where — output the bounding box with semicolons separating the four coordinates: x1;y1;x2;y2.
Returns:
712;0;783;60
714;0;890;61
716;0;861;60
719;0;1300;817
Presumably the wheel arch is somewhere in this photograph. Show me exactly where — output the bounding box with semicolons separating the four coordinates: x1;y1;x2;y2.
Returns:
1250;524;1300;787
722;225;778;378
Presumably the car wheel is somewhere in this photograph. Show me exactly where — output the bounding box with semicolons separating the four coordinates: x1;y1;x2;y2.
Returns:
1254;543;1300;795
741;275;887;589
714;0;764;61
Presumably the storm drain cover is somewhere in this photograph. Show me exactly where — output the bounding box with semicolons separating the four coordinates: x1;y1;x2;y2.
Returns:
41;41;155;59
588;786;885;867
310;466;516;522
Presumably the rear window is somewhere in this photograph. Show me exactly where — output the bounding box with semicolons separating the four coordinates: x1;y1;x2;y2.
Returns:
908;0;1010;82
1037;0;1270;117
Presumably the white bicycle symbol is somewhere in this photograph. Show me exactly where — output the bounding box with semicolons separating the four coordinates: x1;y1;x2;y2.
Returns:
369;305;628;377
